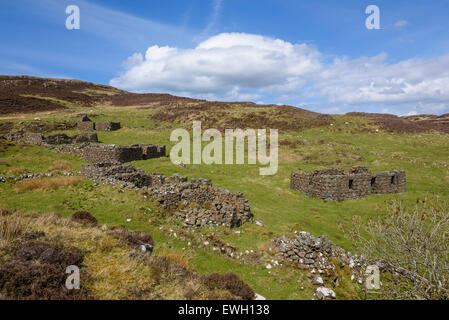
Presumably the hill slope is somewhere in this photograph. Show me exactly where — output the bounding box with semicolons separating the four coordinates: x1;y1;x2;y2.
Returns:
0;75;448;300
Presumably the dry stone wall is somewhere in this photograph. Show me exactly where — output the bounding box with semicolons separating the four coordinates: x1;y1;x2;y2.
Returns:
81;144;143;163
291;166;406;201
79;143;166;163
7;131;98;146
81;163;253;228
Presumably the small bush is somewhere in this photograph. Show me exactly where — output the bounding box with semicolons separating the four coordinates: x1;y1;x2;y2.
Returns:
348;198;449;300
14;177;81;191
71;211;98;226
48;160;75;172
108;227;154;254
0;240;91;300
202;272;255;300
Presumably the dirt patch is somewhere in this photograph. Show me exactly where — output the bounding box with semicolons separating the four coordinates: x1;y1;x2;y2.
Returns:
71;211;98;226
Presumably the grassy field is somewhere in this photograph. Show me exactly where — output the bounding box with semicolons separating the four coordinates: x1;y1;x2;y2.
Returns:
1;105;448;299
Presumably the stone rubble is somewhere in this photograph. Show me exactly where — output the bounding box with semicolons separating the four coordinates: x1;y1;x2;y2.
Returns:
272;231;370;282
81;163;253;228
314;287;336;300
0;171;77;183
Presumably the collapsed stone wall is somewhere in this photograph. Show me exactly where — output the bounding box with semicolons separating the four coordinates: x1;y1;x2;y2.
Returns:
291;166;406;201
6;131;98;146
77;115;121;132
81;163;253;228
272;231;368;276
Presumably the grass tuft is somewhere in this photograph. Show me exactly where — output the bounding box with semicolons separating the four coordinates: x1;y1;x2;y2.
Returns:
48;160;75;172
14;177;81;191
0;211;28;248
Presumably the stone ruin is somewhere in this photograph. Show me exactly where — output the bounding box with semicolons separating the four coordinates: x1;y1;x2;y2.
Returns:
6;131;98;146
272;231;368;277
81;162;253;228
60;143;166;163
291;166;406;201
77;115;121;131
5;122;166;164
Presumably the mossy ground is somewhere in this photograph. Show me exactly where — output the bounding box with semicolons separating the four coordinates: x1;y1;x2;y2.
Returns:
1;105;448;300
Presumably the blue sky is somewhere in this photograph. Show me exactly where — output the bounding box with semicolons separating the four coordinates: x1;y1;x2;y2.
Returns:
1;0;449;115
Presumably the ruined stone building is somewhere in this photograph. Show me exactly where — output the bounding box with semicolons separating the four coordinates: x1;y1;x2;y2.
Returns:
290;166;406;201
80;143;166;163
6;122;166;164
77;115;121;132
82;163;253;228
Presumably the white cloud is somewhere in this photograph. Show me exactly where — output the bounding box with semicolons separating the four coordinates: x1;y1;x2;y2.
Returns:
110;33;322;99
394;20;408;28
111;32;449;115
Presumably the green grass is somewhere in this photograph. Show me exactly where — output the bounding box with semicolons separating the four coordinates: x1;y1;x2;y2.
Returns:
1;105;448;299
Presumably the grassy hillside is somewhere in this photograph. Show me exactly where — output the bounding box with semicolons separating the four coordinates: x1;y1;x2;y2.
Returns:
0;77;448;300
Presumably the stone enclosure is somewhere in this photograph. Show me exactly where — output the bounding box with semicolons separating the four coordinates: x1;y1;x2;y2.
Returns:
78;143;166;163
291;166;406;201
77;115;121;132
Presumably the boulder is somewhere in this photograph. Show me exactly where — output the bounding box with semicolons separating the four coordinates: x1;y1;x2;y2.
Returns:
315;287;336;300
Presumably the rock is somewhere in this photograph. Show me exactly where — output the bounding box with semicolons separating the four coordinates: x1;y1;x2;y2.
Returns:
254;293;266;300
315;287;336;300
140;244;153;253
313;276;324;285
254;220;264;227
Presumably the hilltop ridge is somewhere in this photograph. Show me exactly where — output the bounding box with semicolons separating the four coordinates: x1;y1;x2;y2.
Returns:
1;75;448;134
